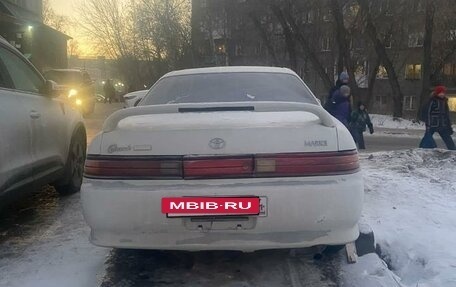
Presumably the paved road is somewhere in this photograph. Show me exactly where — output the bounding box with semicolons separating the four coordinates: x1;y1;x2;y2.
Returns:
0;104;434;287
364;129;452;152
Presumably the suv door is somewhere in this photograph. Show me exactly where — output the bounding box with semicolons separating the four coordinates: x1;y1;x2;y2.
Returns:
0;45;67;183
0;46;33;196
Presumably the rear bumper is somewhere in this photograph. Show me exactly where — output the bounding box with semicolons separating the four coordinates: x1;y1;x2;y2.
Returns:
81;173;364;251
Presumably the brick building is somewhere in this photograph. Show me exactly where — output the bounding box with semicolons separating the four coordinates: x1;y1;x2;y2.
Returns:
192;0;456;118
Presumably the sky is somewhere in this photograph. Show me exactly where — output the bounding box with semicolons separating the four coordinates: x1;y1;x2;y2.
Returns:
49;0;78;17
48;0;94;56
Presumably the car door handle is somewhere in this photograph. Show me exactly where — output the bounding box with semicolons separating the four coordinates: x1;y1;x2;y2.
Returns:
30;111;41;119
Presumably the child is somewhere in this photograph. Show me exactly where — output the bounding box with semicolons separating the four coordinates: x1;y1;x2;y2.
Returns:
350;102;374;150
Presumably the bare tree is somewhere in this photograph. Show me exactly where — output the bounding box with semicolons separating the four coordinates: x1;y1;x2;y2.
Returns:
67;40;80;57
418;0;436;119
357;0;406;117
247;11;280;66
77;0;191;87
136;0;192;69
43;0;70;33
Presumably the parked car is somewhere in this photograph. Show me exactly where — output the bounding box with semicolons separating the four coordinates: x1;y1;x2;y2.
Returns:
81;66;363;252
43;69;96;117
0;38;87;209
123;90;149;108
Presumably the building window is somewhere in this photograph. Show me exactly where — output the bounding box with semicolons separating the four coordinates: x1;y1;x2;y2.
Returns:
448;30;456;41
416;0;425;12
380;0;393;16
275;24;284;35
235;44;243;56
348;4;360;16
321;36;331;52
448;97;456;112
377;66;388;79
405;64;422;80
375;94;388;106
305;11;314;24
355;60;369;88
408;32;424;47
322;9;332;22
403;96;417;110
201;0;207;8
216;44;226;54
384;33;392;49
444;63;456;76
254;43;262;55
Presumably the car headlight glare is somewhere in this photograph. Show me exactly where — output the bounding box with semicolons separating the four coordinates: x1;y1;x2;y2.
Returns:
68;89;78;98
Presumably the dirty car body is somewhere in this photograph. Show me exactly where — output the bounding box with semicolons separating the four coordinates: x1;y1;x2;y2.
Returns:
81;66;364;252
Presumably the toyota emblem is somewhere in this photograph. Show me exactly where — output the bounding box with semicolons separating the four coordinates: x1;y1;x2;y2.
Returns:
209;138;226;150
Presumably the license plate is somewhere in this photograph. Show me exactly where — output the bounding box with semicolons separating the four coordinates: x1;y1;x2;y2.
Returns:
163;197;267;218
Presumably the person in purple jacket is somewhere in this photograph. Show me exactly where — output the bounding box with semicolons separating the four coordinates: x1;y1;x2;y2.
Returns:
327;85;352;127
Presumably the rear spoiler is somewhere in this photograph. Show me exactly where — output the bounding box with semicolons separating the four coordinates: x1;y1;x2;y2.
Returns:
102;101;336;132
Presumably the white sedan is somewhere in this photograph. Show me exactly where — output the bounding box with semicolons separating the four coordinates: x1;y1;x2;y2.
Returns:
123;90;149;108
81;66;363;252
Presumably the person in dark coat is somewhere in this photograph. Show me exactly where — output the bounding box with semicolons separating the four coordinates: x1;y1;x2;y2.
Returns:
419;86;455;150
350;102;374;150
327;85;352;127
103;79;116;104
325;71;350;111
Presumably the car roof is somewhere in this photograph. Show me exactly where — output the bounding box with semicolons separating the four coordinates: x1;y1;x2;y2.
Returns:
164;66;296;78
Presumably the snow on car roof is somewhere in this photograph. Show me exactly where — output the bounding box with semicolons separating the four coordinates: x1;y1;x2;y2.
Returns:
164;66;296;78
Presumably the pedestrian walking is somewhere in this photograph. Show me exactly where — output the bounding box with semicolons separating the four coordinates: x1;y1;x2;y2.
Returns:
326;85;352;127
419;86;455;150
350;102;374;150
103;79;116;104
324;71;350;112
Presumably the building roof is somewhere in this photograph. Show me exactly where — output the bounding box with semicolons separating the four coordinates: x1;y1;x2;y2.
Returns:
0;0;71;40
0;0;41;23
165;66;296;77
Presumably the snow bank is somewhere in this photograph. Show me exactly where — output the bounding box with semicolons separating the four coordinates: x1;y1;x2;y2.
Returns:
361;149;456;287
370;114;425;130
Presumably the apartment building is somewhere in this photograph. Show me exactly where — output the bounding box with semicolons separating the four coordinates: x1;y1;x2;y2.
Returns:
192;0;456;118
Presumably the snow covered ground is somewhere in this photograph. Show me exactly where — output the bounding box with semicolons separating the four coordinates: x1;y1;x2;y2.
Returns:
0;149;454;286
361;149;456;287
0;191;108;287
370;114;425;131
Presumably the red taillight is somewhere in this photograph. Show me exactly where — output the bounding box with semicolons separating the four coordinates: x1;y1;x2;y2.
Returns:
255;151;359;177
184;157;253;179
84;157;182;179
84;151;359;180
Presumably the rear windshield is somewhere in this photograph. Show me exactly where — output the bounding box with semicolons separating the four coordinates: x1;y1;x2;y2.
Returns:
44;71;83;85
140;72;318;105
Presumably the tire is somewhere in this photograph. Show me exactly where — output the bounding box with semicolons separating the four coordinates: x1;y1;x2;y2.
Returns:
54;129;87;195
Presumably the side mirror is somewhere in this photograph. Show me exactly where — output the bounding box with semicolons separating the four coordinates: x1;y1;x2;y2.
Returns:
42;80;60;98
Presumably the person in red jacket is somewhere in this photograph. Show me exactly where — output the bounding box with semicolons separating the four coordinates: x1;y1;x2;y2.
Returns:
419;86;455;150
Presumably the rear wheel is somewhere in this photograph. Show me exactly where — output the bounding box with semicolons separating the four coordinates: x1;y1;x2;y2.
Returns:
54;129;86;195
